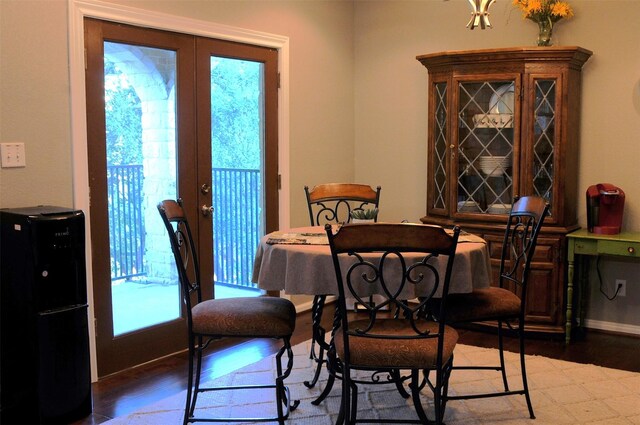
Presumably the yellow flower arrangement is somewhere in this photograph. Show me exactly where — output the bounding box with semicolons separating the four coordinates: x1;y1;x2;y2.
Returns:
513;0;573;46
513;0;574;24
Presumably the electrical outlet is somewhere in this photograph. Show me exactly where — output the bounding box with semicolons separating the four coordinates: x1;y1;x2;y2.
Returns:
615;279;626;297
0;143;26;168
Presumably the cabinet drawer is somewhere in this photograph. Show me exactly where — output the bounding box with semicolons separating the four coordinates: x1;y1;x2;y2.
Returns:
598;240;640;257
573;239;598;255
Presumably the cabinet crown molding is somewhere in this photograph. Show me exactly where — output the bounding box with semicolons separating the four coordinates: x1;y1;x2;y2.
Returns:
417;46;593;71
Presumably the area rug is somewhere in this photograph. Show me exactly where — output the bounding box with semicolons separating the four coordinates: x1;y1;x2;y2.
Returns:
105;340;640;424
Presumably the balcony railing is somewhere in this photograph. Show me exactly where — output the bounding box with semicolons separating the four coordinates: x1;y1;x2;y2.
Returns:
212;168;260;289
107;165;260;290
107;164;145;281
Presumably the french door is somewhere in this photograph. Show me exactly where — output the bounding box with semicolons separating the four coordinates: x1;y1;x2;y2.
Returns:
84;19;279;376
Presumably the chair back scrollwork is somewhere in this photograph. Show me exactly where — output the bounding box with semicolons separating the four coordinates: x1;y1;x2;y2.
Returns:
157;199;201;322
305;183;381;225
499;196;550;306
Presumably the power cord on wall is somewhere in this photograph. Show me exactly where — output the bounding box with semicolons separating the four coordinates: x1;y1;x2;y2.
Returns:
596;256;623;300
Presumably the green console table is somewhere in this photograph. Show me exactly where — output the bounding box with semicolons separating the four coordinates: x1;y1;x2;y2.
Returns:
566;229;640;343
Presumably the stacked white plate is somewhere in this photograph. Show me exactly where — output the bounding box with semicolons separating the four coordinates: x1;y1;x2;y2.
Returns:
457;200;480;213
478;155;511;176
488;203;512;214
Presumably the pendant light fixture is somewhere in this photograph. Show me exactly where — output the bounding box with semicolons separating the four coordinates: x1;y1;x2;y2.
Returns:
467;0;496;29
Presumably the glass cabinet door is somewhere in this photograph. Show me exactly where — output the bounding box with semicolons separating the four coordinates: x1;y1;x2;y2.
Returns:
431;82;449;212
532;79;557;210
455;79;517;215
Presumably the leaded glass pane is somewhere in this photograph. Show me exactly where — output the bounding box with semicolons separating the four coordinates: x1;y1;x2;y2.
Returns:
457;81;515;214
433;83;448;210
533;80;555;210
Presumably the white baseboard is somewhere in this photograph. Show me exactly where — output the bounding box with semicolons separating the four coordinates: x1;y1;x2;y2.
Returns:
584;318;640;336
292;299;640;337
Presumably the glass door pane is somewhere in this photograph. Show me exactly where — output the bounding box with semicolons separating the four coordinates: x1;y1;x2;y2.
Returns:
432;82;448;211
104;42;180;335
533;79;556;207
457;80;515;214
210;57;265;299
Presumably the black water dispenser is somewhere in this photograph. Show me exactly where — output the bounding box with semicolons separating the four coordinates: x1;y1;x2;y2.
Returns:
1;206;92;424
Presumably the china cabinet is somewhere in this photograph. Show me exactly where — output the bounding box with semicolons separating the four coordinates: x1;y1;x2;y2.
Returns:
417;47;592;334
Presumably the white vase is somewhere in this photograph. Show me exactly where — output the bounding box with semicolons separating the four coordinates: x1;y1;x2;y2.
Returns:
351;218;375;224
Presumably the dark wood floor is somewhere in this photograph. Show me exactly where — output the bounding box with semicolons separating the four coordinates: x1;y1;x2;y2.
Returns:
74;305;640;424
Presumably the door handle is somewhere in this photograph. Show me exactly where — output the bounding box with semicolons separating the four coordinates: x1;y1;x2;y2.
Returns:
200;183;211;194
201;205;214;217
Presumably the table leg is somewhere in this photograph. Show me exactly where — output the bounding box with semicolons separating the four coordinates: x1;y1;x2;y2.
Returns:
308;295;340;406
304;295;328;388
565;243;575;344
578;255;588;330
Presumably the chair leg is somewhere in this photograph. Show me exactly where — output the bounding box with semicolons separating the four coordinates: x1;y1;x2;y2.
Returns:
434;368;443;425
190;335;204;416
275;345;286;424
391;369;410;398
518;324;536;419
275;336;300;422
335;369;346;425
349;380;358;424
341;367;352;425
440;356;453;422
183;335;196;425
410;369;433;424
497;321;510;392
336;396;345;425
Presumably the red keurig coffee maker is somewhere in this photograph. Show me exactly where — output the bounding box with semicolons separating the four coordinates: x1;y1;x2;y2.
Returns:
586;183;625;234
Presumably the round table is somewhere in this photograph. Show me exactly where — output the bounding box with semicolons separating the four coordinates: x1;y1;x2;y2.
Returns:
252;225;492;296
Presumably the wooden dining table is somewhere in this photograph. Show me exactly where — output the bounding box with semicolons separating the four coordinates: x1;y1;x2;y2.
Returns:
251;224;493;402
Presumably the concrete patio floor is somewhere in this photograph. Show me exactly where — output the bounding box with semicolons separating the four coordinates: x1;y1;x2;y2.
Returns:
112;280;262;335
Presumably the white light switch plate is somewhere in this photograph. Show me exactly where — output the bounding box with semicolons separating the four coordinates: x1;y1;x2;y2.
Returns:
1;143;26;168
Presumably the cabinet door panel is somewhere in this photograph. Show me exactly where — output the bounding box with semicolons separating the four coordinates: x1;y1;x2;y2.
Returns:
525;269;557;323
524;74;563;224
532;243;554;262
524;238;561;325
427;79;450;215
485;232;561;326
453;75;520;217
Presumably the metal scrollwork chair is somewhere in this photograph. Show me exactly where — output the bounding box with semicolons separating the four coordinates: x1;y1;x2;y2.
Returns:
439;195;550;419
326;223;461;425
157;199;299;425
302;183;381;394
304;183;381;226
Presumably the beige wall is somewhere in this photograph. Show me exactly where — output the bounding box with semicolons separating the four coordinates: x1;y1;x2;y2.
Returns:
0;0;74;207
1;0;639;329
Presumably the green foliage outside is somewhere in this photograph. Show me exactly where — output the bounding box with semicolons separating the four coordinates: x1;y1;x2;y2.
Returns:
104;56;262;171
211;57;261;170
104;60;143;166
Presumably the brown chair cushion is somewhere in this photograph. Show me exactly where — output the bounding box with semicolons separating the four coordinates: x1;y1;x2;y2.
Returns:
443;287;521;323
334;319;458;369
191;296;296;337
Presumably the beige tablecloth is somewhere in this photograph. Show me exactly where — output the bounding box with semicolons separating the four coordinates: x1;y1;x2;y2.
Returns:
252;226;492;297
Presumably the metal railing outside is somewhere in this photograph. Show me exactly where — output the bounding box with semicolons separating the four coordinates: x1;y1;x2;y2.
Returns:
212;168;261;289
107;164;145;280
107;165;261;290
